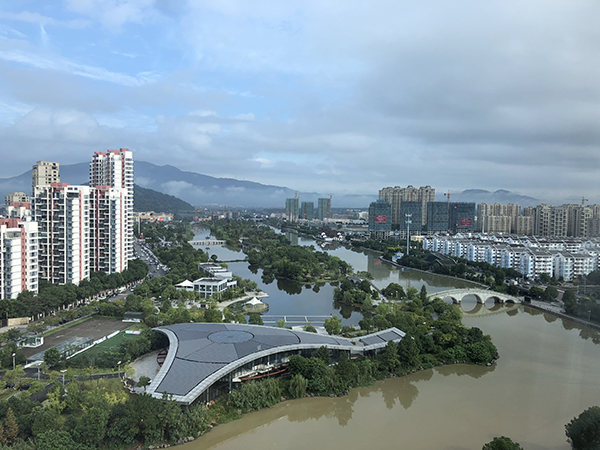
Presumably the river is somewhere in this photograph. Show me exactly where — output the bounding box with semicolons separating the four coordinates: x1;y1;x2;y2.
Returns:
187;227;600;449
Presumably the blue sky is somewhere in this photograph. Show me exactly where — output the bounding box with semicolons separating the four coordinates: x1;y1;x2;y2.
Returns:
1;0;599;204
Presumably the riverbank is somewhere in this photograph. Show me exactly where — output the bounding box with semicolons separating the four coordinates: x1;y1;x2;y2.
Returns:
525;300;600;332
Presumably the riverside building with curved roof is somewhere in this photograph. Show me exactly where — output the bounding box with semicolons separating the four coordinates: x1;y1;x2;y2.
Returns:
147;323;405;405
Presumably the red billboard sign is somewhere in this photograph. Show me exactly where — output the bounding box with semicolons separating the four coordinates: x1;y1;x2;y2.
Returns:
375;215;387;223
460;218;472;226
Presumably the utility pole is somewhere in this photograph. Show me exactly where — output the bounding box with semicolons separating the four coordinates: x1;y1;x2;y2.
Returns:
405;214;412;256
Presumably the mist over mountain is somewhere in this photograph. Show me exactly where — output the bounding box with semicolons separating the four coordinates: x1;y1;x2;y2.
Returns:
1;161;543;209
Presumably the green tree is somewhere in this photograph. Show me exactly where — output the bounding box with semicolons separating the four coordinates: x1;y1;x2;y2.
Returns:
528;286;544;298
543;286;559;301
565;406;600;450
420;285;428;302
248;314;264;325
539;272;552;284
36;430;82;450
303;323;317;333
324;315;341;335
138;376;151;391
482;436;523;450
289;373;307;399
276;319;286;328
4;408;18;444
563;290;577;314
44;347;61;367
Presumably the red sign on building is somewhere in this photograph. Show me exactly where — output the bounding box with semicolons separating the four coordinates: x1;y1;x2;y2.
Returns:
460;218;472;226
375;215;387;223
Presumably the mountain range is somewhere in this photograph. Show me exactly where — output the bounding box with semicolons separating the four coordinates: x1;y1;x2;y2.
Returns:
0;161;540;209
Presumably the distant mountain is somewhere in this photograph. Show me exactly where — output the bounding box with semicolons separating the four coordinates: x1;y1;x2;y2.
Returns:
455;189;540;207
134;185;194;212
0;160;540;208
0;161;374;208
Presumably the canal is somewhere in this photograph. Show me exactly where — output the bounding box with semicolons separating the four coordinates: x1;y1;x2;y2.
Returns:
187;227;600;449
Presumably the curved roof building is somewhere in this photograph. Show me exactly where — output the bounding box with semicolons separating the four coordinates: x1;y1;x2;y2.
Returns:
147;323;405;405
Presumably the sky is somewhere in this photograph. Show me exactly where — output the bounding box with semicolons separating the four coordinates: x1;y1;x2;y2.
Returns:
0;0;599;204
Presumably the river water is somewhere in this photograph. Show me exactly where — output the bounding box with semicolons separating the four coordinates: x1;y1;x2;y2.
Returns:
188;228;600;449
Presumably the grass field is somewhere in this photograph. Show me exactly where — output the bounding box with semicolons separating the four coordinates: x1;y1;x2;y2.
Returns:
68;331;140;365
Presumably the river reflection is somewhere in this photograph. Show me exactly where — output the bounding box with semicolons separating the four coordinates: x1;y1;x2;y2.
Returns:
182;305;600;450
186;227;600;450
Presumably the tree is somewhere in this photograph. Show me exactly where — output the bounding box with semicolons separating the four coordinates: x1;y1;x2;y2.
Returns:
482;436;523;450
138;376;151;391
36;430;81;450
289;373;307;399
248;314;264;325
539;272;552;284
303;323;317;333
420;285;428;302
528;286;544;298
324;315;341;335
4;408;18;444
565;406;600;450
543;286;559;301
44;347;61;367
276;319;286;328
563;290;578;314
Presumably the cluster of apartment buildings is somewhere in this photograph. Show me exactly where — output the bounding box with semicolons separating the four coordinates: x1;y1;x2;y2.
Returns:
369;185;477;239
285;197;332;222
477;203;600;237
0;150;134;299
423;234;600;281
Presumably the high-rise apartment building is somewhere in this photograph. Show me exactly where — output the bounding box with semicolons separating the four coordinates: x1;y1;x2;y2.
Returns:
285;198;299;222
32;161;60;193
317;198;331;220
32;150;133;286
379;185;435;228
0;218;38;299
4;192;31;219
33;184;92;285
90;149;134;261
368;200;392;239
300;202;314;220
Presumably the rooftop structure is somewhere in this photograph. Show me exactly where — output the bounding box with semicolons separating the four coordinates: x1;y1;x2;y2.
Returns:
147;323;405;405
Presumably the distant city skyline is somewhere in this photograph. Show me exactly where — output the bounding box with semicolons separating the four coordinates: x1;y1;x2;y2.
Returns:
0;2;599;204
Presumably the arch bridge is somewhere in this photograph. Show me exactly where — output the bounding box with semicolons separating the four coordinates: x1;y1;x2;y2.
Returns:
432;288;521;305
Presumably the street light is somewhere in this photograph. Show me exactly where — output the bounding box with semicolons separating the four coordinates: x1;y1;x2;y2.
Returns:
11;353;15;370
60;369;67;386
117;361;122;379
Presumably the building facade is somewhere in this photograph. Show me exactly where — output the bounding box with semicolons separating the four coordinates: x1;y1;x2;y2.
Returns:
317;198;332;220
300;202;314;220
0;219;38;299
32;161;60;194
285;198;299;222
379;185;435;228
368;200;392;239
90;149;134;262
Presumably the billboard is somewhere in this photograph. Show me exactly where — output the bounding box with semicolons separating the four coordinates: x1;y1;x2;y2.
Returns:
460;218;473;226
375;215;387;223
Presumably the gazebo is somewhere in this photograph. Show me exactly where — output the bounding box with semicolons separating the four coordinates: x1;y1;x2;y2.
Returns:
242;297;269;313
175;280;194;291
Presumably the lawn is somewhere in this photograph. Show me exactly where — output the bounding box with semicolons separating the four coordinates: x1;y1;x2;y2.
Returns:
68;331;140;368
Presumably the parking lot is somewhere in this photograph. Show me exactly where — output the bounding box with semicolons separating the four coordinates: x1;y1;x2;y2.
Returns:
20;317;133;359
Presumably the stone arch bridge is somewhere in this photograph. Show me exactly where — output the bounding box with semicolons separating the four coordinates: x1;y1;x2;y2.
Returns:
431;288;521;305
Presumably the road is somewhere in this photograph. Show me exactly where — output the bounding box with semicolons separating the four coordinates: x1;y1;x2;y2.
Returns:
134;239;168;279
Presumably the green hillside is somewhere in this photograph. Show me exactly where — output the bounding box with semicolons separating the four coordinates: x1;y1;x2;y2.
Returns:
133;184;194;212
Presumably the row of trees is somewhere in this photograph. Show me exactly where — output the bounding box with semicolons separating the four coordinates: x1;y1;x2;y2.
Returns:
0;260;148;321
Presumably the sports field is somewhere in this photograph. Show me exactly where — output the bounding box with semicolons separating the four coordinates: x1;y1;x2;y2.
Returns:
20;317;134;359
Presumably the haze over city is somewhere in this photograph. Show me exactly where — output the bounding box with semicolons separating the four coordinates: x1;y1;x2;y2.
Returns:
0;1;599;204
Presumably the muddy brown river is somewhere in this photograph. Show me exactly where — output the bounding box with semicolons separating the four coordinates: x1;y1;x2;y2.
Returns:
181;305;600;450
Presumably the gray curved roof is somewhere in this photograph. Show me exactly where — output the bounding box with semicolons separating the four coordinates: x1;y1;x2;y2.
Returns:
148;323;405;404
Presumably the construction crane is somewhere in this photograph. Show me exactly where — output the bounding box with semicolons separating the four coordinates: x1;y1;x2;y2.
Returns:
582;196;589;206
444;190;464;204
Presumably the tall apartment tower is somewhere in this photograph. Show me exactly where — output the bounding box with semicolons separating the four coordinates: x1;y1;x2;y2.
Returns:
32;161;60;193
379;185;435;228
317;198;332;220
33;184;92;285
90;149;134;262
285;198;299;222
0;218;38;299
